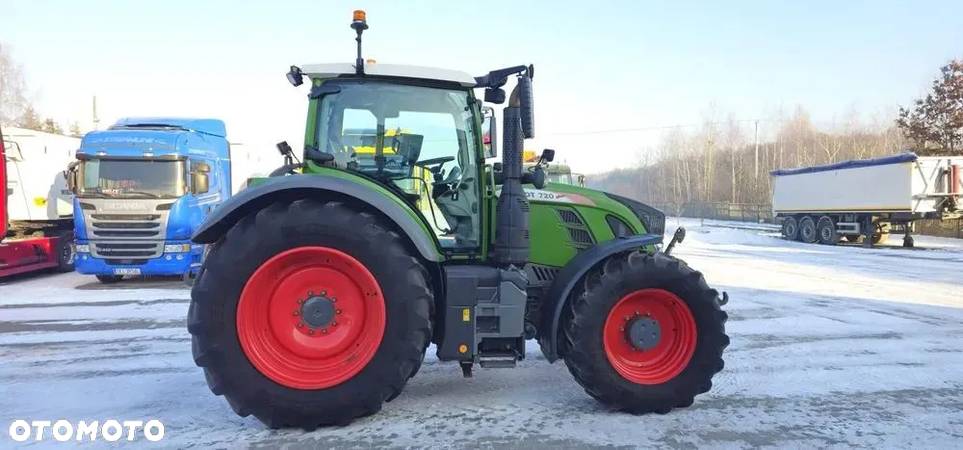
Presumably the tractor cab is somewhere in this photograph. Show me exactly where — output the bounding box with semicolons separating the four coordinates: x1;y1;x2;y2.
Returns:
301;75;484;248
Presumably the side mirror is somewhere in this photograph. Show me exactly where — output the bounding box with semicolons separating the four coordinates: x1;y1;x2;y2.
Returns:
286;65;304;87
191;161;211;195
522;165;546;189
484;88;505;104
539;148;555;163
482;106;497;159
64;161;79;193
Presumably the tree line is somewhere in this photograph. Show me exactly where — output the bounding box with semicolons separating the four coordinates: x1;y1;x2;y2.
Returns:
592;59;962;208
1;42;83;136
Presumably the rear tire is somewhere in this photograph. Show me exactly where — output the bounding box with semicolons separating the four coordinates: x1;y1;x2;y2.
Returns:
798;216;817;243
781;216;799;240
188;199;433;429
816;216;838;245
562;251;728;413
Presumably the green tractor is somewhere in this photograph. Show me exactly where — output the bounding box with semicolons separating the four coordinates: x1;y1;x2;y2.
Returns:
188;11;728;429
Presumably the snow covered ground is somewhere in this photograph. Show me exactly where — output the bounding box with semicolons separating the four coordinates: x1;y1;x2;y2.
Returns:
2;218;962;448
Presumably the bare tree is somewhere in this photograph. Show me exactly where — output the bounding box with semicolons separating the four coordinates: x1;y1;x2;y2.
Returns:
0;42;29;124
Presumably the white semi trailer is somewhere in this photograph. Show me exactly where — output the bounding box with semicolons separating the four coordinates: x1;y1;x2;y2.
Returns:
2;126;80;276
771;152;963;247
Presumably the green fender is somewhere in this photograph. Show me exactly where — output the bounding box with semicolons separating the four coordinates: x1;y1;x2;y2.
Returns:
192;174;443;262
537;234;664;362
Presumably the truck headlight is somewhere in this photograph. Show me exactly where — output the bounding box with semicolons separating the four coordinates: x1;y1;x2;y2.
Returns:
76;244;90;253
164;244;191;253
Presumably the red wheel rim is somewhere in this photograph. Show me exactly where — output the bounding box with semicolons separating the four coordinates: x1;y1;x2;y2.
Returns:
236;246;385;389
603;288;697;385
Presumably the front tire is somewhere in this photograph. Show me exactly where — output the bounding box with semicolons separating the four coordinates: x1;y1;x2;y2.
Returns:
562;251;728;413
188;199;433;429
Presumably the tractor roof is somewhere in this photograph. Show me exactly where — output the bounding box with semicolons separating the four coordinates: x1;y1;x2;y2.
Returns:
301;63;476;87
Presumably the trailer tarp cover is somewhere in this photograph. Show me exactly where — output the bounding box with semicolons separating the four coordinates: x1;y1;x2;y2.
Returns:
770;152;918;177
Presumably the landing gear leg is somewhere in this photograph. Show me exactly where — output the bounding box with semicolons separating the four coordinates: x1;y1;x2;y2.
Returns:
903;233;914;248
460;361;473;378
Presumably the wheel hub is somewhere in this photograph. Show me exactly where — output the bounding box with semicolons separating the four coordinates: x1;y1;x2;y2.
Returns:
300;295;336;329
625;316;661;351
602;288;698;385
235;246;386;390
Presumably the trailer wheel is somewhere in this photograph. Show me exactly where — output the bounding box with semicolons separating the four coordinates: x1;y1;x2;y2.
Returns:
781;217;799;240
54;234;75;272
798;216;817;243
563;251;728;414
816;216;838;245
188;199;433;429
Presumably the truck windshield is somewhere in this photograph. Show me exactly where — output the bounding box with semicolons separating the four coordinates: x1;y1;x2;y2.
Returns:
78;159;187;198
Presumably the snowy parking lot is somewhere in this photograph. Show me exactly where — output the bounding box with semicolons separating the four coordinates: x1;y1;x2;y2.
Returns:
2;218;962;448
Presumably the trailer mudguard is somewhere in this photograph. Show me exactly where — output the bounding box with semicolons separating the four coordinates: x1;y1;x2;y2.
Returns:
537;234;663;362
192;174;443;262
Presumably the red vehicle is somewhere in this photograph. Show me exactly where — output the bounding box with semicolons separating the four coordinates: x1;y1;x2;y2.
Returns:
1;124;75;278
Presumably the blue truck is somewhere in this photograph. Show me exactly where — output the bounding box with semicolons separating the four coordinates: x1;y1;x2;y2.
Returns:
66;117;231;283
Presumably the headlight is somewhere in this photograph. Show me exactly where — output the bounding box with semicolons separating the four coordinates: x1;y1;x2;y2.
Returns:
75;244;90;253
164;244;191;253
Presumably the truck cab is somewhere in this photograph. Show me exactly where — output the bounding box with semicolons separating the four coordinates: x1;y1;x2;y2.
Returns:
68;118;230;282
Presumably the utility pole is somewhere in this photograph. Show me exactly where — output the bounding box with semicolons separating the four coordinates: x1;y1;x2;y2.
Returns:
753;119;760;180
92;96;100;131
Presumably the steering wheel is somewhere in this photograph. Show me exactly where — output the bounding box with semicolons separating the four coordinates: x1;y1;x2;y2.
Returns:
417;156;455;171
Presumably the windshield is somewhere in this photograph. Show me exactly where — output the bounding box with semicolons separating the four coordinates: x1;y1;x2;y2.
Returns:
78;158;187;198
315;80;481;249
547;172;574;185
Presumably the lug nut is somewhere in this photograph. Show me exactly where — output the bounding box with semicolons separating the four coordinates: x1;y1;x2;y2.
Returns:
308;329;314;335
331;321;337;327
336;309;342;315
321;329;328;334
293;310;300;316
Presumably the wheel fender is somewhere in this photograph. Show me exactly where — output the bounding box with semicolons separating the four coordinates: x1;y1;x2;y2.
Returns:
191;174;443;262
537;234;664;362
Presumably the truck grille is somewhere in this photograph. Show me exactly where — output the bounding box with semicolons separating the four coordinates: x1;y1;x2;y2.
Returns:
90;214;163;239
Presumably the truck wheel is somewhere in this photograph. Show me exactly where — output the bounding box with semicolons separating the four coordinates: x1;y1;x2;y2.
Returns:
562;251;728;413
816;216;838;245
54;235;76;272
781;217;799;240
188;199;433;429
798;216;817;243
96;275;123;283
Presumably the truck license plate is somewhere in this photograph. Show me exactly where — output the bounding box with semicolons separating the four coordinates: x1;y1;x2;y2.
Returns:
113;268;141;276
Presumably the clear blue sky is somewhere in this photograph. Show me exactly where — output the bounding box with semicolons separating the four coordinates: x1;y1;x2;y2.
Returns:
3;0;961;173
